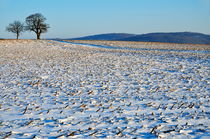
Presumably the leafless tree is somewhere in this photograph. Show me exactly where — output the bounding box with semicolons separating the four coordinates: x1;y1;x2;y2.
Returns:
25;13;49;39
6;21;25;39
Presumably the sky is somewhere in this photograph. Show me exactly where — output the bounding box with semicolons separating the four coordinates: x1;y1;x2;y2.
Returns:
0;0;210;39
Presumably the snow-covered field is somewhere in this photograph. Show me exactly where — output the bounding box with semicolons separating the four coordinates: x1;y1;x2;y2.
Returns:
68;40;210;51
0;40;209;138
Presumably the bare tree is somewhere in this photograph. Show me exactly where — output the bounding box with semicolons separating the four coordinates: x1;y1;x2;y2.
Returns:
6;21;25;39
25;13;49;40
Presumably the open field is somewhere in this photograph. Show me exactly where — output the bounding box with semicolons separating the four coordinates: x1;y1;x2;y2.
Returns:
0;40;209;138
68;40;210;51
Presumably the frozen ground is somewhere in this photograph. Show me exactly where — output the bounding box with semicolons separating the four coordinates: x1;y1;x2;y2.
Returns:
68;40;210;51
0;40;209;138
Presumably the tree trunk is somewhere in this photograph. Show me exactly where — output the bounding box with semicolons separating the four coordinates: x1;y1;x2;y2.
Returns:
16;33;19;39
37;33;41;40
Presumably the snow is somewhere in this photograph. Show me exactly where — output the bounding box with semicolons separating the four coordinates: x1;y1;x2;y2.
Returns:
0;40;209;138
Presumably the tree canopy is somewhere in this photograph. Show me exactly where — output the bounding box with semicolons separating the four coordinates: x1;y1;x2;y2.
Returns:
6;21;25;39
25;13;49;39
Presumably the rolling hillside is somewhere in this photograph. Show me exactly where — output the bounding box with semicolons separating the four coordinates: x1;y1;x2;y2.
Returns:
121;32;210;44
69;32;210;45
71;33;135;41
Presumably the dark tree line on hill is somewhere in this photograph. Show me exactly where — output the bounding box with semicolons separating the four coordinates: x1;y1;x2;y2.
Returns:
6;13;49;40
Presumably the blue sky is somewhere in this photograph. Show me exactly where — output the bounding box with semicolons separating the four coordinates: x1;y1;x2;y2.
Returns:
0;0;210;39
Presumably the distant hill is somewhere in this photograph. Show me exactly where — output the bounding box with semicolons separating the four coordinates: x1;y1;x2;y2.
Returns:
69;32;210;45
121;32;210;45
70;33;136;41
